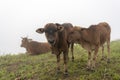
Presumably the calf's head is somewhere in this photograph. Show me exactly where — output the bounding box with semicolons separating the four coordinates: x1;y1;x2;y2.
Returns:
21;37;32;47
68;26;83;43
36;23;64;46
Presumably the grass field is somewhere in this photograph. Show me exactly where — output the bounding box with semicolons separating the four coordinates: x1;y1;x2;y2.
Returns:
0;40;120;80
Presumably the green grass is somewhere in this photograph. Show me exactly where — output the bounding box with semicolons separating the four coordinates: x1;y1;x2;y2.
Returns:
0;40;120;80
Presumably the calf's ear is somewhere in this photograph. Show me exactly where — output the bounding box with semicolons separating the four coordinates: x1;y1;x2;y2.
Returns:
55;23;61;26
57;26;64;31
36;28;45;34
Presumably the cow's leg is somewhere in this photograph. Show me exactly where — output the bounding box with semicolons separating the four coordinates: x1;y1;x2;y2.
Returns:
71;43;74;61
107;38;110;63
56;53;61;73
87;51;92;70
63;51;69;75
101;45;104;60
92;46;99;69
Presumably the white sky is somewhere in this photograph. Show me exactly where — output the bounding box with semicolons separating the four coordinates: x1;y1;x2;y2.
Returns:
0;0;120;55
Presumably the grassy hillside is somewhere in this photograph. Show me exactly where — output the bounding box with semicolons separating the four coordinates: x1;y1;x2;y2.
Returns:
0;40;120;80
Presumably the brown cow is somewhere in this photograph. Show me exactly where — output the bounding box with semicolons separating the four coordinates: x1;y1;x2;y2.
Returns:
36;23;74;75
21;37;51;55
68;22;111;70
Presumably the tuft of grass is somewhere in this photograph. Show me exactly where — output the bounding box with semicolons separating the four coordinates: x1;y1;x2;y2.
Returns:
0;40;120;80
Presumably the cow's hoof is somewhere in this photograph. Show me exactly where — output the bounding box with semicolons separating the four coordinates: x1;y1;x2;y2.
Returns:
64;73;68;77
87;69;94;72
90;67;95;72
64;72;68;75
86;66;91;71
56;69;61;74
64;70;68;76
86;67;89;70
86;66;95;72
101;57;105;61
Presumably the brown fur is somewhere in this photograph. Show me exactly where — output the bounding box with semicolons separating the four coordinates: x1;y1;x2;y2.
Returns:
21;37;51;55
36;23;74;75
68;22;111;69
57;23;75;61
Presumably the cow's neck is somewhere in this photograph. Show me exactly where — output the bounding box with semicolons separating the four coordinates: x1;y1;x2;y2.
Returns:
55;31;65;49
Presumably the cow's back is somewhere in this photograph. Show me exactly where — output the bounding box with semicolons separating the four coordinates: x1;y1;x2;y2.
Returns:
84;22;111;46
29;41;51;54
28;41;41;54
39;43;51;53
81;25;101;45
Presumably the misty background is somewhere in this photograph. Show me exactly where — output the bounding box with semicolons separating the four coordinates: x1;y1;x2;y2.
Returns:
0;0;120;55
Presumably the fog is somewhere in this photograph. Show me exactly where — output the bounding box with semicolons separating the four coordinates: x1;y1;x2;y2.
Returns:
0;0;120;55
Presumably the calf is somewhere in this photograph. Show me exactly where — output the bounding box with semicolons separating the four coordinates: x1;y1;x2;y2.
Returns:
68;22;111;70
21;37;51;55
36;23;73;75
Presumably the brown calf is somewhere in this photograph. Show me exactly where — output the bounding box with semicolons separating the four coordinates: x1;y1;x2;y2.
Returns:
68;22;111;70
36;23;73;75
21;37;51;55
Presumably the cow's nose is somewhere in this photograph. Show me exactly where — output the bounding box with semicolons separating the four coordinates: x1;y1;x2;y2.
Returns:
48;40;55;44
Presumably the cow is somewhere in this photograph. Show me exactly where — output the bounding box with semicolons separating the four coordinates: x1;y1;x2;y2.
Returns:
36;23;74;75
68;22;111;70
21;37;51;55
